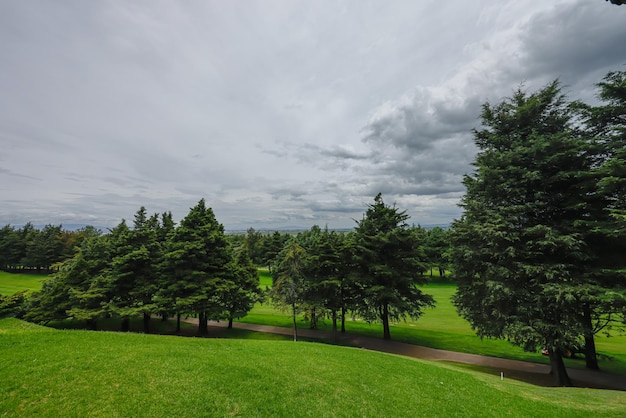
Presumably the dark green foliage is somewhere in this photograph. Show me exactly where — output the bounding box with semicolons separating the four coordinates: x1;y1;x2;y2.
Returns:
585;71;626;234
242;227;265;265
571;71;626;368
304;228;345;337
270;240;309;340
353;194;434;340
104;208;163;332
0;291;28;318
221;248;261;328
450;80;619;386
0;223;99;272
26;231;108;326
423;226;451;278
17;201;266;336
152;211;176;320
264;231;289;271
162;199;231;335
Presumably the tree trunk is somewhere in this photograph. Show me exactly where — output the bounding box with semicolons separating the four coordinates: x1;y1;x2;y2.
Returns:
228;315;234;329
582;307;599;370
310;306;317;329
549;349;572;387
143;312;151;333
382;303;391;340
341;305;346;333
198;311;208;335
176;313;181;334
292;303;298;342
121;317;130;332
86;318;97;331
161;313;168;322
430;267;433;277
332;310;338;343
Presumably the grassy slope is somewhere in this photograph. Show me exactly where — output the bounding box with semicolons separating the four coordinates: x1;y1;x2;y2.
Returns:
0;271;47;296
1;318;625;417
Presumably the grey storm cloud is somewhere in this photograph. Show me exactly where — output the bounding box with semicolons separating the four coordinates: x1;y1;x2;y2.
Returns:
1;0;624;230
518;2;626;85
362;88;481;152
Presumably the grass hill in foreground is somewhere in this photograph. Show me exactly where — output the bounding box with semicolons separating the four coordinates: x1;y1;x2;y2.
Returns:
1;319;626;417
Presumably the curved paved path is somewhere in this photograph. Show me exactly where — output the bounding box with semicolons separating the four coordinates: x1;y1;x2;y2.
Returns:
182;318;626;391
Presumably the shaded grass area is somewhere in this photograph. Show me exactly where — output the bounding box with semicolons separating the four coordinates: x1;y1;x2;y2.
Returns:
46;316;322;344
2;318;626;417
0;271;47;295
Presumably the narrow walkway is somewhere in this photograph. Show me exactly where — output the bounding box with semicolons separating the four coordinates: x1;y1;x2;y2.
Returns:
183;318;626;391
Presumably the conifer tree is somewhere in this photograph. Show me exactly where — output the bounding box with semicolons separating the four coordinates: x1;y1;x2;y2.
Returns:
163;199;231;335
353;194;434;340
451;81;593;385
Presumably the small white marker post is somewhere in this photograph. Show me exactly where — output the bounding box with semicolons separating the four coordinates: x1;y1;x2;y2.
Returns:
500;372;504;381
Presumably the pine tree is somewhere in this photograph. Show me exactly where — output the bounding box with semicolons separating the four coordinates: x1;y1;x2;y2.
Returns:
353;194;434;340
163;199;231;335
451;81;594;386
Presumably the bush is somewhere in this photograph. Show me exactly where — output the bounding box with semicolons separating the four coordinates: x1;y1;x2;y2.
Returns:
0;291;28;318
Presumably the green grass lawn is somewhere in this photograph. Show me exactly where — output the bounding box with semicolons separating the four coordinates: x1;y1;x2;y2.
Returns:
3;267;625;376
0;271;47;295
241;282;626;375
258;267;272;289
2;318;625;417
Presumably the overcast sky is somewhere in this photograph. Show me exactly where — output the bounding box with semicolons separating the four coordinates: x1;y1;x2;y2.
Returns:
1;1;625;231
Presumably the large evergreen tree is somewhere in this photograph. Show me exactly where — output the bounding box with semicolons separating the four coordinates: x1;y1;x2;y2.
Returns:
450;81;596;386
353;194;434;340
163;199;231;335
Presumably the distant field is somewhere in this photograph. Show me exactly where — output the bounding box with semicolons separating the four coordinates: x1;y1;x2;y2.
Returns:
258;267;272;288
2;318;625;417
0;271;47;295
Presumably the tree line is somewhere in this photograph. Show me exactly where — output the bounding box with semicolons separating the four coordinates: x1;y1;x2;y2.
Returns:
3;196;446;341
0;223;101;272
19;201;260;335
235;224;451;279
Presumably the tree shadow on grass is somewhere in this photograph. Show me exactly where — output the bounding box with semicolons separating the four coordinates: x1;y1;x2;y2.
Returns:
448;362;623;390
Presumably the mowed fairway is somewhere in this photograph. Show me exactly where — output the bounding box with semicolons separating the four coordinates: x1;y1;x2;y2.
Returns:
0;271;47;295
2;318;626;417
244;282;626;374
